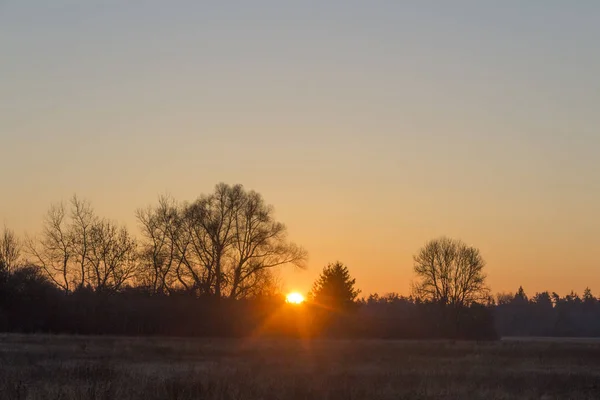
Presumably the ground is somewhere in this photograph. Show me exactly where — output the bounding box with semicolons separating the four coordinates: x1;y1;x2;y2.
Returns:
1;334;599;399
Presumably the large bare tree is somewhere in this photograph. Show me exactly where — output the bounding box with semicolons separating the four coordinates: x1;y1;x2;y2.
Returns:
412;237;489;307
137;184;307;298
0;226;21;272
184;183;306;299
182;183;242;297
225;188;306;299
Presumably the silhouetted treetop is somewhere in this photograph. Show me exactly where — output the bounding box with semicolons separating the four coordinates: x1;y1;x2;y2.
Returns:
310;262;360;311
412;237;489;307
514;286;528;304
26;196;138;293
137;183;307;299
0;227;21;274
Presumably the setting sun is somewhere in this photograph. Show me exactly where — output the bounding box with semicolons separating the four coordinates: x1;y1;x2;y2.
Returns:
286;292;305;304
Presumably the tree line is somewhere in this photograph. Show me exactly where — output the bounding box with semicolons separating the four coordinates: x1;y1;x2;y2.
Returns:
22;183;306;297
0;183;595;339
494;286;600;337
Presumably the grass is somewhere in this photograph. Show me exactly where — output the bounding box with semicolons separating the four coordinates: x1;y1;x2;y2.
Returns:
1;334;600;399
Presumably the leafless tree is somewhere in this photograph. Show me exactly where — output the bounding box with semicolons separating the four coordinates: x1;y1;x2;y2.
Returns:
70;195;96;288
86;219;138;292
182;183;241;297
0;226;21;272
496;292;514;305
141;184;306;298
412;237;489;307
136;195;186;294
226;189;306;299
27;196;140;293
26;203;73;292
185;183;307;299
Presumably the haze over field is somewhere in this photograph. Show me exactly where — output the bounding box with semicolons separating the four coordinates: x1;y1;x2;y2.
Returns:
1;1;599;296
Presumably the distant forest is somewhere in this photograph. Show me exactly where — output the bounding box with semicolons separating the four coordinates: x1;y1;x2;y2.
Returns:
1;183;598;339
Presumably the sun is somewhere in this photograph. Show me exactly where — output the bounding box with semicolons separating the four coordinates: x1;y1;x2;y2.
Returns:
286;292;305;304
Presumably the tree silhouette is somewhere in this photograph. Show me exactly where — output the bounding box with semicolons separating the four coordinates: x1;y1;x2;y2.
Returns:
26;196;138;293
532;291;552;308
136;184;307;298
583;287;596;305
496;292;514;305
26;202;73;292
86;219;138;292
0;227;21;273
183;183;307;298
412;237;489;307
310;262;360;311
514;286;528;305
136;195;182;295
70;195;96;289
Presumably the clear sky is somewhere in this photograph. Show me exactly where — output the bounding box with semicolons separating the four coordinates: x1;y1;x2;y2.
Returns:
2;1;599;297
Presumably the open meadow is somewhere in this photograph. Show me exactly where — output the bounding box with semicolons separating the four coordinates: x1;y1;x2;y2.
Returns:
1;335;600;400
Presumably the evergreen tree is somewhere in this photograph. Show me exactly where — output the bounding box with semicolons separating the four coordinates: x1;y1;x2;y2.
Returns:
583;287;596;305
514;286;528;304
310;262;360;311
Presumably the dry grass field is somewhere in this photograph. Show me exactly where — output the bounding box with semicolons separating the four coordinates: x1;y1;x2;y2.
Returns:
1;334;599;399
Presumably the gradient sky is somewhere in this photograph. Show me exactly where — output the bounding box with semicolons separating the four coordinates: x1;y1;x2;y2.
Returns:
2;1;599;297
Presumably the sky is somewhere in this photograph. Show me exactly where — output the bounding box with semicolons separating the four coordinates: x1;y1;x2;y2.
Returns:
1;1;599;297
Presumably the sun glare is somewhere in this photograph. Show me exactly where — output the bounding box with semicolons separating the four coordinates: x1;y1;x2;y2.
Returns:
286;292;305;304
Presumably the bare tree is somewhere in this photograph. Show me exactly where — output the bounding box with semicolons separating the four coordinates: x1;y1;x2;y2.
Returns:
496;292;514;305
183;183;241;297
161;183;308;298
180;204;215;294
136;195;186;294
27;196;140;293
226;189;306;299
86;219;138;292
70;195;96;289
412;237;489;307
0;226;21;272
26;203;73;292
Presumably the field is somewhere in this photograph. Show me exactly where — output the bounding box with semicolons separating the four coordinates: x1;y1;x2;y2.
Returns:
1;334;600;399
